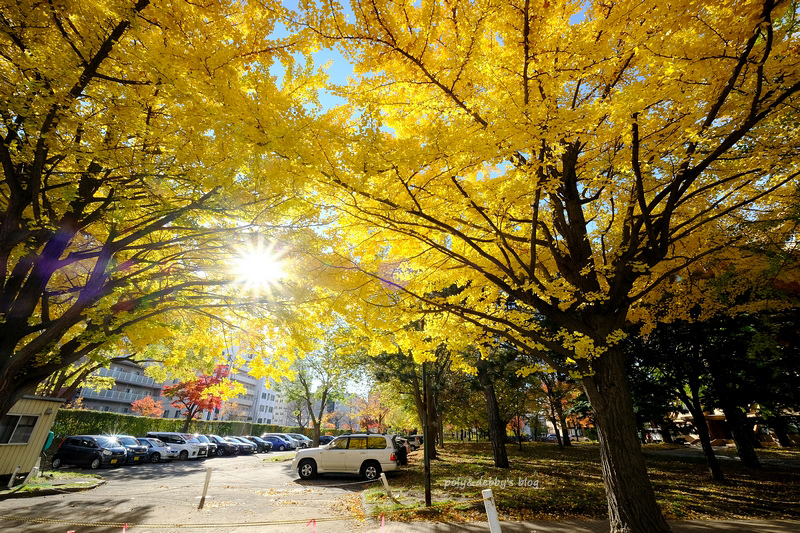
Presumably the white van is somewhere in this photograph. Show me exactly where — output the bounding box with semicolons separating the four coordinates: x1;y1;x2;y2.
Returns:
145;431;201;460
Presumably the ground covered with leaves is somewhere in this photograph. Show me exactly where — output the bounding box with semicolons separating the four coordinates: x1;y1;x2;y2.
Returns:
363;442;800;522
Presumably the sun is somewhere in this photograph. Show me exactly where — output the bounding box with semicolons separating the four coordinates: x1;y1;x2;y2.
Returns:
231;239;286;293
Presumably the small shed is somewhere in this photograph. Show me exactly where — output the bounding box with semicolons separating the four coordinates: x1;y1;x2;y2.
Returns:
0;395;64;483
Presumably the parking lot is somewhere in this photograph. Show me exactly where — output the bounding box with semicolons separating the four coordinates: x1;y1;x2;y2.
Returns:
0;451;383;533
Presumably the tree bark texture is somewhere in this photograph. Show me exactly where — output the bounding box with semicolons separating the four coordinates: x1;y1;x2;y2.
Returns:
679;387;725;481
477;358;509;468
554;400;572;447
582;348;670;533
721;404;762;469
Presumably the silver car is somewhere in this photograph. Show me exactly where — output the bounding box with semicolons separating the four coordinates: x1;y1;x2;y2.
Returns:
137;437;179;463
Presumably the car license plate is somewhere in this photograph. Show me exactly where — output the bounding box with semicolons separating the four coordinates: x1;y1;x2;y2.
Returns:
134;456;139;461
111;459;118;463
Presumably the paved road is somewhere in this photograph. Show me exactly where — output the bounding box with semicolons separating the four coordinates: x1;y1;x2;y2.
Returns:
0;451;380;532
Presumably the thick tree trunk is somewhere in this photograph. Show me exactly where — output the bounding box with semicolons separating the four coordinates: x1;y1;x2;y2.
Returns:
721;404;762;469
659;421;674;444
554;401;572;447
769;417;792;448
477;360;509;468
679;388;725;481
583;349;670;533
549;412;563;445
313;421;321;446
182;413;193;433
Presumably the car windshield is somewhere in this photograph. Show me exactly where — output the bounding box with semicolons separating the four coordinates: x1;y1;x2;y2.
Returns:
195;435;209;443
96;436;120;448
117;436;138;446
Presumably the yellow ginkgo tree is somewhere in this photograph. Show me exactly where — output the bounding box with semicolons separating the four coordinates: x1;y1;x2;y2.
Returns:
0;0;322;420
258;0;800;531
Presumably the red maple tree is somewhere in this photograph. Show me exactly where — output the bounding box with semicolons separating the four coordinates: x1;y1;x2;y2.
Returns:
131;395;164;417
162;365;231;432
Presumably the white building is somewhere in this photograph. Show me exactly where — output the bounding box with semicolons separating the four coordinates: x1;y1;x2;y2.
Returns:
77;352;284;425
77;359;163;414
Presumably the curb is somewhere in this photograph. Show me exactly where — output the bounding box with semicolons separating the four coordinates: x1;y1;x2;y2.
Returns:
0;479;106;501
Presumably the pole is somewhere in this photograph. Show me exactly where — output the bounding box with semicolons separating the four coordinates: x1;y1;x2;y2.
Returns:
380;472;401;504
482;488;502;533
198;467;212;509
422;361;431;507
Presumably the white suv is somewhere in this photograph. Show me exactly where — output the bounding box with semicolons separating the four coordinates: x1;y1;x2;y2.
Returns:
145;432;201;460
291;434;399;480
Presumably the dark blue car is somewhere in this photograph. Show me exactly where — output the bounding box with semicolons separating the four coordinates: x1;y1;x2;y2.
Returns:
51;435;127;469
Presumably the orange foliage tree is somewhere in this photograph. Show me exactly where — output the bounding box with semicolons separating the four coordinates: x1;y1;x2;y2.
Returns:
163;365;232;432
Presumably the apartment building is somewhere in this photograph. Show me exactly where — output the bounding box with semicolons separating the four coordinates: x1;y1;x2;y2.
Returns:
77;359;163;414
77;353;283;424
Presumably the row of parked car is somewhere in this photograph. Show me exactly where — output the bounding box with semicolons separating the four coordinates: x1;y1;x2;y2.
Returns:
51;431;317;470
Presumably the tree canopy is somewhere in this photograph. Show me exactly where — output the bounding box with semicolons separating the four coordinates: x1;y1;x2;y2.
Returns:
255;1;800;531
0;0;324;417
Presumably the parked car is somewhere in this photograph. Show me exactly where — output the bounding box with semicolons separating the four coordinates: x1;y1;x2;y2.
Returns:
113;435;148;464
145;431;201;460
261;435;293;451
207;434;238;456
263;433;300;449
187;434;209;458
52;435;127;470
194;434;216;456
395;437;412;454
230;437;258;453
287;433;313;448
137;437;179;463
222;436;245;454
542;434;559;443
244;436;272;453
405;435;421;450
318;435;335;445
291;434;399;481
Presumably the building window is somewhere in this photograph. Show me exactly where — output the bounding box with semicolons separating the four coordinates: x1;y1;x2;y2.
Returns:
174;411;181;418
270;394;275;401
259;406;265;412
269;407;273;413
163;411;169;418
121;407;129;414
266;419;272;424
261;393;267;399
0;415;38;444
258;418;263;423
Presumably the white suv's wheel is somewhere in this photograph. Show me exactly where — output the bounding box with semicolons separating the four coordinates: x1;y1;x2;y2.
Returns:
298;459;317;479
361;461;381;481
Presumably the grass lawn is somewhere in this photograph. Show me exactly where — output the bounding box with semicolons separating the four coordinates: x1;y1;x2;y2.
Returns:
1;470;103;497
364;442;800;522
263;452;296;462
